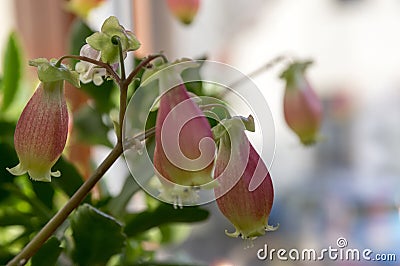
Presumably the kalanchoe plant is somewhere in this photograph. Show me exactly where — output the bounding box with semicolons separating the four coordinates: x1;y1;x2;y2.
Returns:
280;60;322;145
166;0;200;25
2;13;322;266
213;116;278;241
7;59;79;182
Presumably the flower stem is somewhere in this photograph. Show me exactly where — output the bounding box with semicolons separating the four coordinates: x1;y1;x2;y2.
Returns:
6;144;123;266
124;54;167;86
117;54;166;143
112;36;126;81
219;55;294;98
56;55;121;84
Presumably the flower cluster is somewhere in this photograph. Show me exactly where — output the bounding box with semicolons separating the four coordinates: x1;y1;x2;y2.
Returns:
5;15;323;246
147;60;277;238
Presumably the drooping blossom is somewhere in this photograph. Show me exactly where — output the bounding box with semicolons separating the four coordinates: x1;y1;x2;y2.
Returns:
148;60;215;206
7;81;69;182
214;116;277;239
280;61;322;145
166;0;200;25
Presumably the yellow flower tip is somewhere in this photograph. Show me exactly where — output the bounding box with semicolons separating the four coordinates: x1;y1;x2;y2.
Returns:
158;184;200;208
224;222;279;241
6;163;26;176
224;228;241;238
6;163;61;182
265;223;280;232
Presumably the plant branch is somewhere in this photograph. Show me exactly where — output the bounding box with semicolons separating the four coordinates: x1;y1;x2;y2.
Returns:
56;55;121;84
117;54;165;143
123;126;156;150
124;54;166;86
219;55;294;98
6;144;123;266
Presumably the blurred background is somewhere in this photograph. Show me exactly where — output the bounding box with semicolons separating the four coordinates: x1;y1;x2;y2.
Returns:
1;0;400;265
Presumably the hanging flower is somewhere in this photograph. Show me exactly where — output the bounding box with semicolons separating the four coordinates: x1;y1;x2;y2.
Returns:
214;116;277;240
7;81;69;182
166;0;200;25
147;60;215;206
280;60;322;145
6;58;79;182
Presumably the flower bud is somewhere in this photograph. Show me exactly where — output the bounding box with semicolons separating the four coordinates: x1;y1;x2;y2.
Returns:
7;81;68;182
151;62;215;205
166;0;200;25
75;44;107;86
280;61;322;145
214;117;277;240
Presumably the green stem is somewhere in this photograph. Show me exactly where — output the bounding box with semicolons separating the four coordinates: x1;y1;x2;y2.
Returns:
6;144;123;266
117;54;165;143
56;55;121;84
118;81;128;143
112;36;126;81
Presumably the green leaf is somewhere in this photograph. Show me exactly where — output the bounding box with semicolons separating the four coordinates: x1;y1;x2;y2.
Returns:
31;237;62;266
0;142;18;202
70;204;126;266
31;181;55;210
1;32;22;111
0;120;15;146
0;209;37;228
73;105;113;147
124;203;209;237
52;157;89;201
106;176;141;217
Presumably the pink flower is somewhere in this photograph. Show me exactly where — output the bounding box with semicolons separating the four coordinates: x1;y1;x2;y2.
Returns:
166;0;200;25
214;117;277;239
281;61;322;145
151;63;215;205
7;81;68;182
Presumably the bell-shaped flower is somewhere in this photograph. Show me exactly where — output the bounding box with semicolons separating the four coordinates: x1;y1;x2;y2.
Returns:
7;81;69;182
214;116;277;240
7;58;79;182
280;61;322;145
147;60;215;206
166;0;200;25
